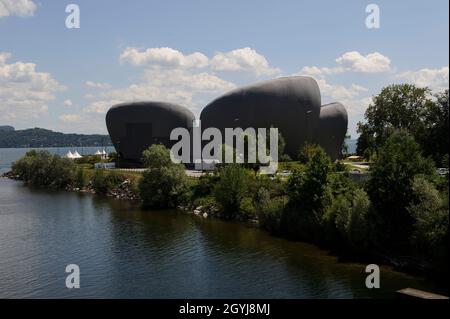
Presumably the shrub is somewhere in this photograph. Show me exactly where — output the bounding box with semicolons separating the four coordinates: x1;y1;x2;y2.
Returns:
408;176;449;262
11;150;75;189
367;129;435;244
75;168;87;188
142;144;173;169
92;170;125;195
213;164;254;219
139;164;189;208
92;169;108;194
254;187;284;234
283;147;332;239
328;188;372;249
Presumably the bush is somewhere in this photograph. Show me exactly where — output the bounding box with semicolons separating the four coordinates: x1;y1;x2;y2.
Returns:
283;147;332;239
75;168;87;188
92;169;125;195
254;187;285;233
327;188;372;249
74;155;102;166
213;164;254;219
139;164;189;208
142;144;173;169
11;150;75;189
367;130;435;244
408;176;449;262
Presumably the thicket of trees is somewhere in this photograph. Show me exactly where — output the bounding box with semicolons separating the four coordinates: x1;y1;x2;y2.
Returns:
11;150;76;188
357;85;448;166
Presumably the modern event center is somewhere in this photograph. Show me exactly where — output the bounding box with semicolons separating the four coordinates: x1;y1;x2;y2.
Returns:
105;76;348;166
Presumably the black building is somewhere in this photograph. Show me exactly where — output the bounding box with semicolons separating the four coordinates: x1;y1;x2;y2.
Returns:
105;101;194;166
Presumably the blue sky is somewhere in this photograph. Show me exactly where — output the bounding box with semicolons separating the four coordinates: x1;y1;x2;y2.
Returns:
0;0;448;137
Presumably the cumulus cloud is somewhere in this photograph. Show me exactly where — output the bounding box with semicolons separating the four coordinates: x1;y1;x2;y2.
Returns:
396;66;449;92
211;47;280;76
59;114;81;123
335;51;391;73
0;52;66;121
316;78;368;100
83;69;236;115
85;81;112;89
120;47;209;69
0;0;37;18
300;51;391;76
63;99;72;107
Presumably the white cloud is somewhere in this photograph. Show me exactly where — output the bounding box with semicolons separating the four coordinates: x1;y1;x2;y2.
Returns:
396;66;449;92
316;78;368;100
300;51;391;76
59;114;81;123
85;81;112;89
63;99;72;106
0;52;66;121
83;69;236;116
0;0;37;18
119;47;209;69
211;47;280;76
336;51;391;73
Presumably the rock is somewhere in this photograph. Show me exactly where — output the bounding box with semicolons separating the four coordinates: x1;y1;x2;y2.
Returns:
202;212;208;218
193;209;201;215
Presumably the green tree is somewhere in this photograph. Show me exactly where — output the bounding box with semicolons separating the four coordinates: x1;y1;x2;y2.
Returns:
298;143;323;165
421;90;449;166
139;164;189;208
213;164;253;219
284;146;332;239
141;144;173;169
408;176;448;263
11;150;75;189
330;188;372;249
367;130;435;244
356;84;448;163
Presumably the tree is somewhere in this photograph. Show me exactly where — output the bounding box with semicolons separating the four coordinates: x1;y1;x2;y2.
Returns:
421;90;449;166
408;176;449;262
284;146;332;239
331;188;372;249
298;143;323;165
139;164;189;208
357;85;449;164
11;150;75;189
356;84;434;156
366;129;435;244
213;164;253;219
142;144;173;169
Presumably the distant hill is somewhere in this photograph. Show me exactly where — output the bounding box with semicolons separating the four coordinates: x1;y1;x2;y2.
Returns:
0;125;15;132
0;127;111;148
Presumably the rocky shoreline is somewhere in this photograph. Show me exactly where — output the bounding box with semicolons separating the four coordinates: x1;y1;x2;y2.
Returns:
2;170;212;219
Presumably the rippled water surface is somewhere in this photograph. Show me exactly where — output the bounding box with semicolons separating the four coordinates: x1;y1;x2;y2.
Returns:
0;177;435;299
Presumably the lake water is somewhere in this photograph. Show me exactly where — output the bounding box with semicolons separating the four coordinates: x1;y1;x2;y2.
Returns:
0;147;436;298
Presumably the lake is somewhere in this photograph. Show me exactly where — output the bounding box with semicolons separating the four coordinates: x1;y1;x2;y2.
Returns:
0;147;435;298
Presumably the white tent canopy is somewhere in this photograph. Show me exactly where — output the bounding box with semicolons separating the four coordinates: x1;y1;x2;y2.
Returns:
65;151;74;159
72;151;82;158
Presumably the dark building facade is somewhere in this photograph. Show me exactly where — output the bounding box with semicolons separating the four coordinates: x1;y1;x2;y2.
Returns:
105;101;194;166
105;76;348;166
200;76;348;160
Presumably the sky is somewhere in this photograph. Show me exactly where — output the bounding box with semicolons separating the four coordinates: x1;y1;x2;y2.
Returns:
0;0;448;138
